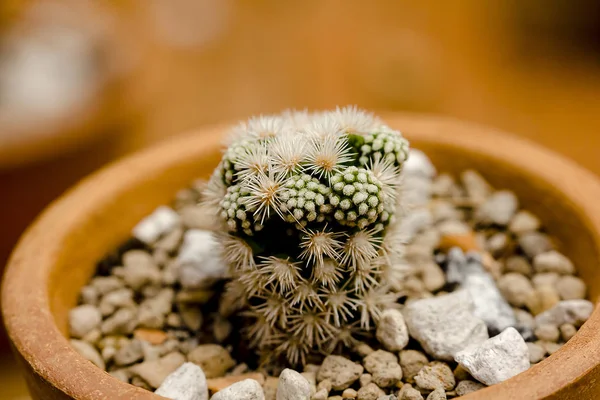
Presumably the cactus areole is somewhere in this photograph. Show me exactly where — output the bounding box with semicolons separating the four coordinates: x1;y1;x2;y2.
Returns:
201;106;410;366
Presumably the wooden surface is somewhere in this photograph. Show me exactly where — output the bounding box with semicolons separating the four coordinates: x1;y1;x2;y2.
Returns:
3;114;600;400
1;2;600;398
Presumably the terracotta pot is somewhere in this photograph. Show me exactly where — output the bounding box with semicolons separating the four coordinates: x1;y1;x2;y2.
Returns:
2;114;600;399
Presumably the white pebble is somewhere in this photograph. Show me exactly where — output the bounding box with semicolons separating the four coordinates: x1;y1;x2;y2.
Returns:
210;379;265;400
455;327;529;386
376;309;409;352
534;300;594;327
276;369;311;400
475;191;519;226
69;304;102;339
132;206;181;244
177;230;229;289
155;362;208;400
533;251;574;275
403;291;488;361
404;149;436;178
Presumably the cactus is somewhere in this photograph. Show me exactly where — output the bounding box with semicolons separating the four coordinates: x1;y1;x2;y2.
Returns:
202;106;410;366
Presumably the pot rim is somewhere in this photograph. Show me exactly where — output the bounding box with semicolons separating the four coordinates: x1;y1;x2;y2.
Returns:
3;112;600;399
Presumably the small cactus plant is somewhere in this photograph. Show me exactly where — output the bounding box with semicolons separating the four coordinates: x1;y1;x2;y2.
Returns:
202;106;409;366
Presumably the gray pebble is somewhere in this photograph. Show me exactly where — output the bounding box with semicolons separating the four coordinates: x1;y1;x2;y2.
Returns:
122;250;162;290
101;307;137;335
534;299;594;327
210;379;265;400
155;362;208;400
114;339;144;366
99;288;134;316
277;369;311;400
475;190;518;226
431;174;455;198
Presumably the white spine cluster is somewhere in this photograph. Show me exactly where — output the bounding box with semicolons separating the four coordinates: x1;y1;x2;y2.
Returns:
202;106;410;366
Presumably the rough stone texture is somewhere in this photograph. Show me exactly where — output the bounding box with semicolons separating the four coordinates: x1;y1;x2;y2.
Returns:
397;384;423;400
276;369;311;400
155;362;208;400
69;304;102;339
122;250;161;290
455;380;485;396
70;339;105;369
177;229;228;289
187;344;236;378
533;251;575;275
210;379;265;400
317;355;364;391
399;350;429;383
363;350;402;388
359;374;372;387
132;206;181;244
129;352;186;388
114;339;144;366
376;309;409;352
534;300;594;327
455;327;530;385
414;362;455;391
555;276;586;300
459;252;517;333
425;388;446;400
474;190;518;226
356;383;385;400
403;291;488;360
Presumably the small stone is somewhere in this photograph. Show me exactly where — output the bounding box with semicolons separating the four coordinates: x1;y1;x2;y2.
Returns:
363;350;403;388
437;220;471;236
131;376;152;390
317;379;332;393
121;250;162;290
110;369;131;383
403;291;488;361
474;190;518;226
142;341;162;361
356;383;386;400
431;200;462;223
208;373;265;393
425;388;446;400
213;317;233;343
359;374;372;387
177;229;228;289
508;211;541;235
504;256;533;277
188;344;236;378
405;149;436;178
559;323;577;342
155;362;208;400
454;380;485;396
403;176;433;208
535;300;594;327
527;342;546;363
99;288;135;316
519;232;553;259
329;396;343;400
80;286;99;305
376;309;409;352
179;304;203;331
342;388;358;399
431;174;455;197
397;209;433;243
455;327;529;385
452;365;471;381
70;339;105;369
134;328;168;345
69;305;102;339
414;362;455;391
132;205;181;244
536;286;562;314
137;288;174;329
461;170;492;204
531;272;560;289
533;251;575;275
354;342;375;357
101;345;116;362
276;369;311;400
318;355;364;391
538;340;562;355
91;276;124;295
485;233;508;257
555;276;586;300
231;363;250;376
210;379;265;400
167;313;182;328
101;307;137;335
114;339;144;366
397;384;423;400
420;262;446;292
155;226;184;253
312;389;328;400
399;350;428;383
497;273;535;308
534;324;560;342
304;364;321;373
130;352;186;388
513;308;536;341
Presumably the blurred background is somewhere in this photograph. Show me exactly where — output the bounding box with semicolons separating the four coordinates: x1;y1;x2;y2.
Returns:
1;0;599;397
